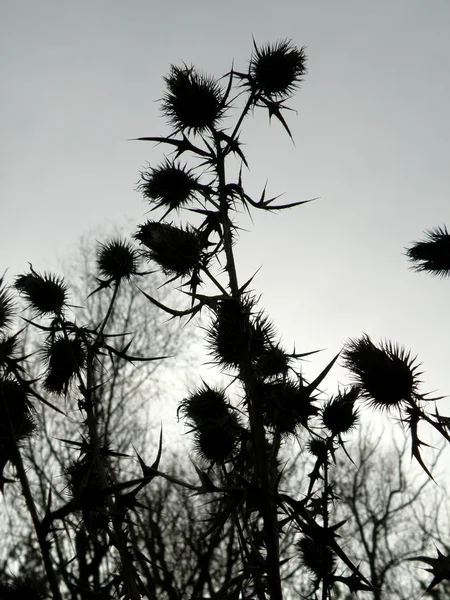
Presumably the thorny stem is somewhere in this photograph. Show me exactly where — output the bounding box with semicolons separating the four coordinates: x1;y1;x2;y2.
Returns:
58;282;141;600
8;420;63;600
321;455;330;600
215;133;282;600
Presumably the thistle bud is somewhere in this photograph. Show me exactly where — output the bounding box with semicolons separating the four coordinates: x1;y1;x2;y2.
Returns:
406;225;450;278
322;387;360;435
135;221;203;278
298;536;335;580
97;238;139;281
250;39;307;100
0;276;15;331
342;335;421;411
162;65;225;133
139;160;199;213
42;336;86;394
15;270;67;316
259;379;318;435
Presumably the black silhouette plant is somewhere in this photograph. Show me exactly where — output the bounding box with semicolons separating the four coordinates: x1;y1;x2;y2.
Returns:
1;37;449;600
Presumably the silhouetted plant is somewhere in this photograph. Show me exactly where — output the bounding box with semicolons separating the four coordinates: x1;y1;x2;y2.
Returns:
1;38;450;600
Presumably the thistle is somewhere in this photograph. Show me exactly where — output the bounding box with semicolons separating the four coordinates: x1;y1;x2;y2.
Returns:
138;159;199;214
42;335;86;394
0;378;35;488
259;378;318;435
322;386;360;435
134;221;204;278
342;335;421;410
298;536;336;581
250;39;307;100
0;276;15;331
97;238;140;282
14;269;67;316
162;65;225;133
406;225;450;278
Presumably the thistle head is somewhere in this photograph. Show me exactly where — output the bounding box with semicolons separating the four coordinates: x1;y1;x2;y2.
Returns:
179;385;234;426
134;221;204;278
406;225;450;278
298;536;336;581
42;335;86;394
342;335;421;411
194;424;240;465
162;65;225;134
259;378;318;435
97;238;140;282
322;386;360;435
250;39;307;100
0;276;15;331
207;298;274;370
138;160;199;214
14;269;68;316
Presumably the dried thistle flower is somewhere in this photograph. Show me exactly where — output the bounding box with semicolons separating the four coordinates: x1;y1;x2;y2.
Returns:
138;159;199;213
134;221;203;277
14;270;67;316
259;378;318;435
255;344;290;378
194;423;240;464
208;298;271;370
162;65;225;133
406;225;450;278
42;336;86;394
250;39;307;100
0;378;35;488
307;438;329;461
342;335;421;411
97;238;140;281
179;385;234;428
298;536;335;580
0;276;15;331
322;386;360;435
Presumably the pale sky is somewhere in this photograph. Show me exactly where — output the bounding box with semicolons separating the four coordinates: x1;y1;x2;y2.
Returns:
1;1;450;412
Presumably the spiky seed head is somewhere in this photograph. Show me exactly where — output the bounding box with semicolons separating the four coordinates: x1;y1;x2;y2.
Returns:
42;336;86;394
406;225;450;278
208;299;272;370
138;160;199;213
0;378;33;433
298;536;336;580
322;386;360;435
307;438;329;461
259;378;318;435
97;238;139;281
179;385;234;428
0;334;19;369
0;379;35;486
256;345;290;378
0;277;15;331
342;335;421;411
194;423;239;464
162;65;225;133
134;221;203;277
250;39;307;100
14;270;67;316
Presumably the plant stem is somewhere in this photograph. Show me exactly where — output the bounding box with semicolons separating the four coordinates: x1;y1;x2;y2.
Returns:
9;429;63;600
215;133;282;600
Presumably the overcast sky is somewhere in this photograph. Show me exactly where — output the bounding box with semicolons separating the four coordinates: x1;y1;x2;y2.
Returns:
2;1;450;420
